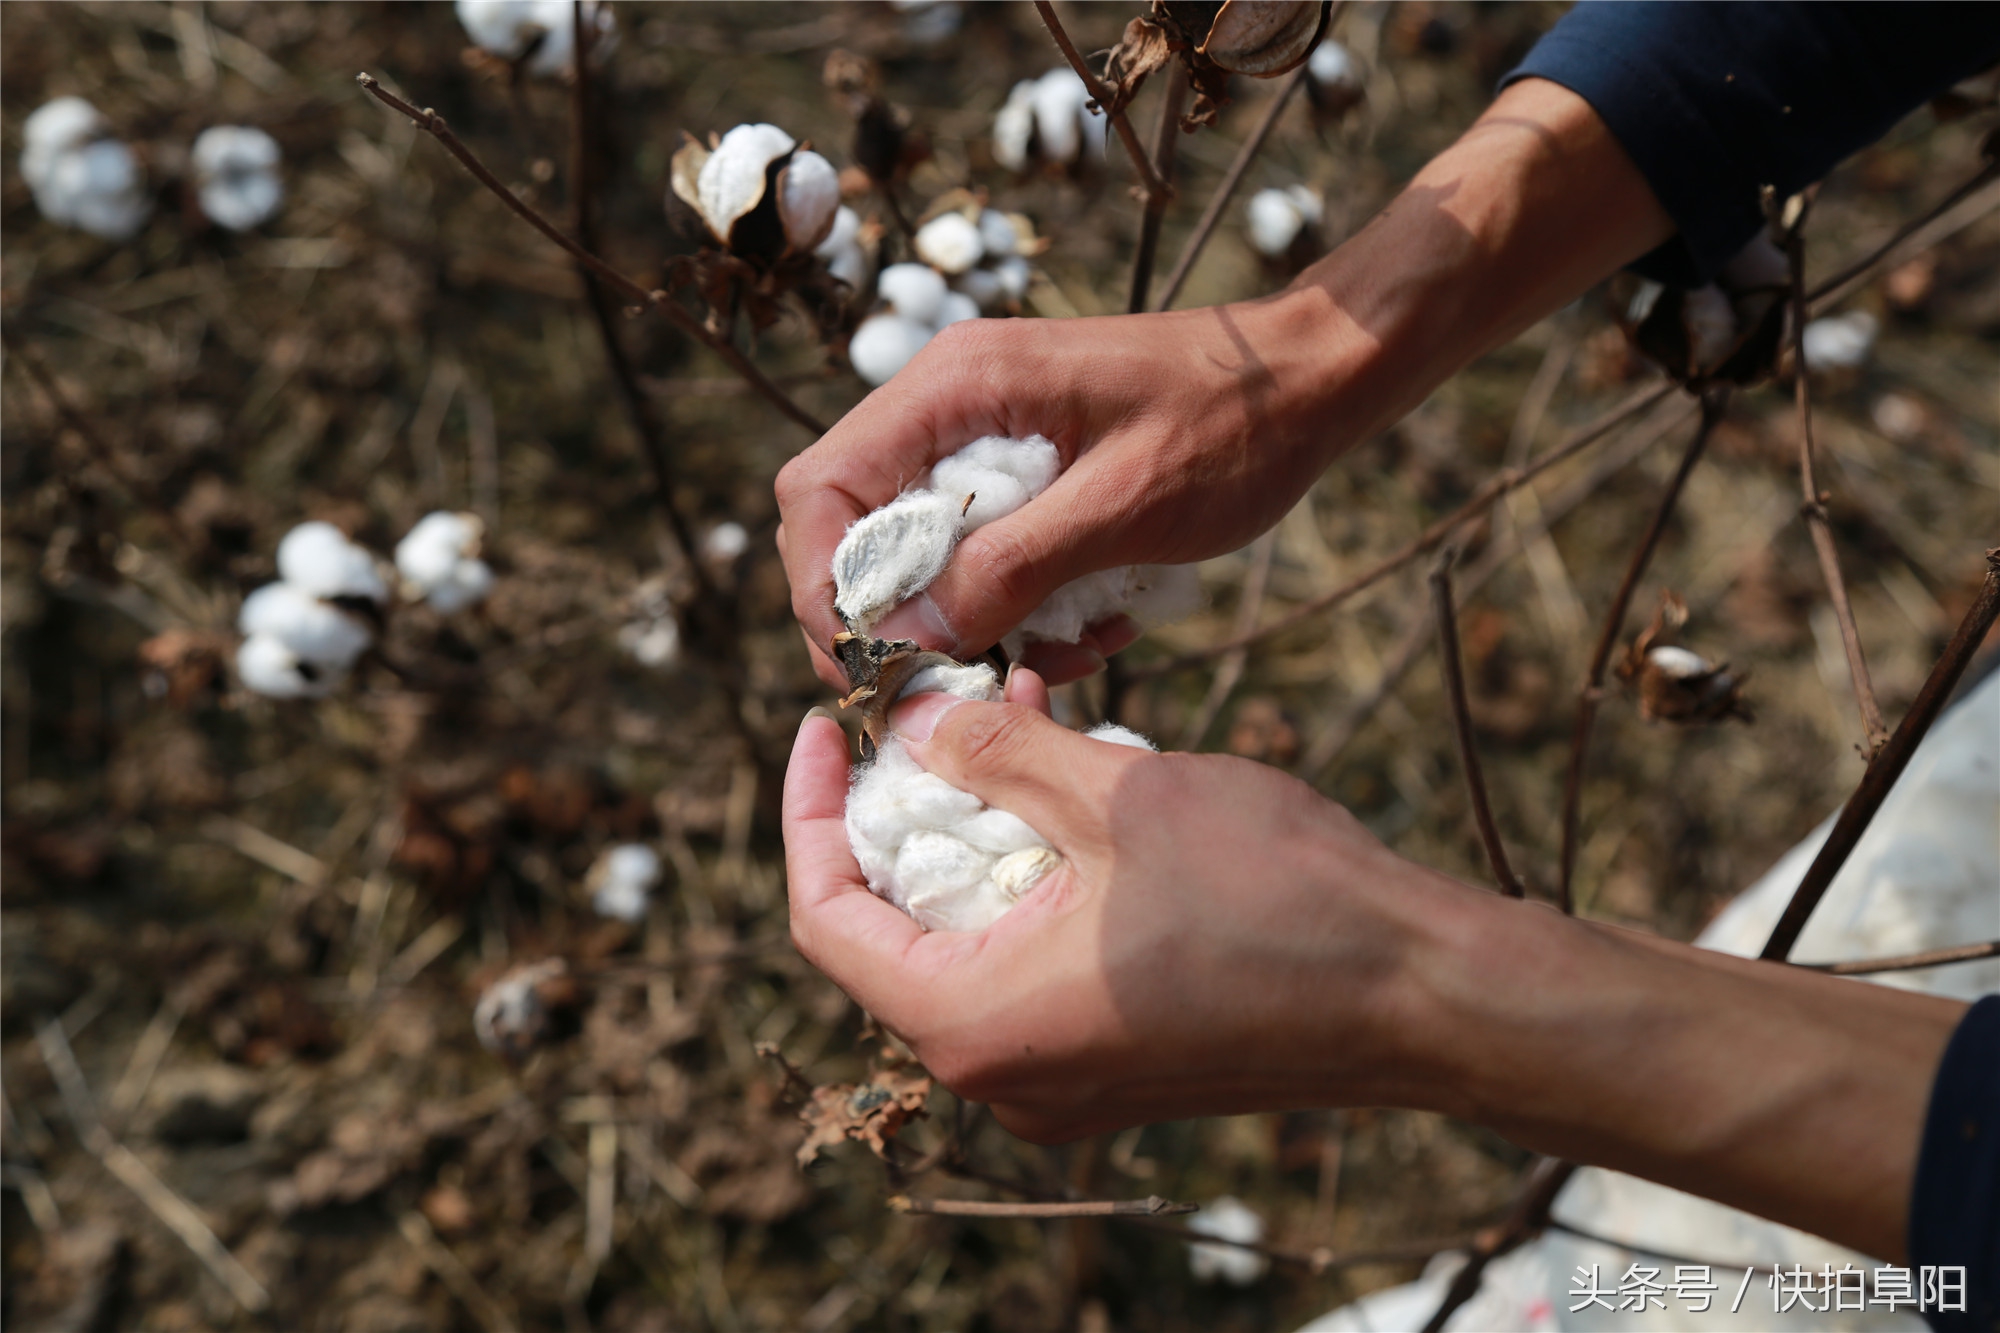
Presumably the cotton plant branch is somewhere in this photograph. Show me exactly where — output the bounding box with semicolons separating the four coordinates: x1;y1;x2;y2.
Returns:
1807;155;2000;310
1031;1;1174;206
353;73;827;436
1421;1157;1576;1333
1806;938;2000;977
1780;197;1890;757
1128;62;1190;314
1133;380;1677;678
1556;389;1728;914
1153;54;1313;311
1759;549;2000;961
1429;546;1526;898
889;1194;1196;1217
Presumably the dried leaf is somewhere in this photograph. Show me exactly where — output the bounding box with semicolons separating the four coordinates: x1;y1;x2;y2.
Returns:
1102;16;1175;116
669;133;709;217
795;1061;932;1168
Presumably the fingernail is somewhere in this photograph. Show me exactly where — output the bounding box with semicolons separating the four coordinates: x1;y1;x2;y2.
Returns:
1003;661;1019;694
803;705;838;728
889;691;965;743
873;594;959;653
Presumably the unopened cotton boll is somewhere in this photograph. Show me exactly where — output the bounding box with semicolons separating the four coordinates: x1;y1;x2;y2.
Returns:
588;843;662;922
1802;311;1879;372
277;521;388;602
778;149;840;251
914;212;984;274
877;262;949;326
236;632;343;699
239;582;374;668
395;512;492;612
849;312;935;387
191;126;283;232
1187;1197;1270;1285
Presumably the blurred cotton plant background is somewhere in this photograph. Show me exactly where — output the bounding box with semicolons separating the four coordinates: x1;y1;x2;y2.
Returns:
4;4;1998;1331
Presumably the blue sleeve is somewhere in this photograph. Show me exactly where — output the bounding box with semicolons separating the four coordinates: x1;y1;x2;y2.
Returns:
1911;995;2000;1332
1501;2;2000;287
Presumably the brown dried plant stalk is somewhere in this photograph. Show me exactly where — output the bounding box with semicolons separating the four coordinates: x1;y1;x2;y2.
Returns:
1032;1;1174;206
1129;62;1190;314
1429;546;1526;897
353;73;827;436
1556;389;1727;914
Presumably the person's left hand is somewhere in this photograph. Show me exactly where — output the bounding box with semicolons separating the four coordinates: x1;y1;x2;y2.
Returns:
781;668;1483;1142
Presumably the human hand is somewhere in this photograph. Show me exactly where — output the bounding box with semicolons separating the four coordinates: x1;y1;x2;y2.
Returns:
781;666;1475;1141
776;299;1351;689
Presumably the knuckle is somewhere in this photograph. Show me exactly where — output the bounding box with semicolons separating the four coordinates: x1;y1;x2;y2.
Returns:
955;523;1048;621
942;703;1039;774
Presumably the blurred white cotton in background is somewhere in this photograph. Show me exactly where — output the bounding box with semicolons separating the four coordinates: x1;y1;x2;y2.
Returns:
1187;1197;1269;1285
455;0;612;76
237;522;386;699
588;843;662;922
701;522;749;563
914;211;984;274
395;511;494;613
277;521;388;602
815;204;870;289
617;616;680;668
877;262;949;325
22;97;150;241
239;583;373;668
191;126;283;231
1246;185;1322;258
1801;310;1879;372
235;632;342;700
850;312;936;387
1308;39;1362;96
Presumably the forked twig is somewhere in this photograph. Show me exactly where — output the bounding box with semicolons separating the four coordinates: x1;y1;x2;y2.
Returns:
1430;546;1525;897
1128;61;1190;314
1807;939;2000;977
1421;1157;1575;1333
1155;63;1310;311
1760;550;2000;961
1032;1;1173;205
890;1194;1195;1217
1782;203;1889;756
1133;381;1677;677
1556;389;1727;914
354;73;825;435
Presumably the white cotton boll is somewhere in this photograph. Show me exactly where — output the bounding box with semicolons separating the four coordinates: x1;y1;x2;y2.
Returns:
618;617;681;668
456;0;610;75
934;290;981;329
1188;1197;1269;1285
1285;184;1324;228
395;512;478;587
239;582;374;668
1308;39;1362;96
1802;311;1879;372
816;205;870;288
902;660;1003;701
589;843;661;921
42;139;151;241
1031;67;1092;165
977;209;1021;259
849;312;935;387
701;521;749;562
1683;284;1738;369
427;558;494;613
696;123;796;242
877;262;949;325
954;266;1005;310
278;521;388;602
191;126;283;232
914;211;984;274
1247;187;1306;258
1085;722;1157;751
993;80;1038;172
778;149;840;251
1647;645;1713;679
832;488;963;631
994;255;1033;301
929;434;1060;531
22;97;105;195
237;632;342;699
456;0;544;55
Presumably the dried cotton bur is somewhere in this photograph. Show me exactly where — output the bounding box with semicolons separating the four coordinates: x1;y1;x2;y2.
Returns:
1098;1;1332;131
791;1043;934;1169
1616;592;1753;726
830;436;1189;931
472;957;580;1062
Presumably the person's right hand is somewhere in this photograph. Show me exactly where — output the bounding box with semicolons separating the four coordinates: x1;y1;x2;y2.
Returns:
775;295;1355;688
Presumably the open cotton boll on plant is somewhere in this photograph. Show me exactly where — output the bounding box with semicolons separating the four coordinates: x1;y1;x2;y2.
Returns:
191;126;284;232
277;521;387;602
587;843;663;923
830;434;1199;647
395;511;494;612
455;0;612;76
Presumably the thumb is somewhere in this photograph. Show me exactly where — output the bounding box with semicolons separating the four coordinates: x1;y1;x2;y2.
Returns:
886;694;1143;849
873;505;1082;658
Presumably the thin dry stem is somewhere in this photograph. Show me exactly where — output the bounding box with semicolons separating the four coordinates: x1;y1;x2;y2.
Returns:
354;73;826;435
1430;546;1525;897
889;1194;1195;1218
1784;216;1889;756
1556;389;1726;914
1807;939;2000;977
1807;158;2000;309
1155;64;1309;310
1031;1;1173;205
1421;1157;1575;1333
1128;61;1189;314
1177;531;1276;750
1760;550;2000;960
1134;381;1677;677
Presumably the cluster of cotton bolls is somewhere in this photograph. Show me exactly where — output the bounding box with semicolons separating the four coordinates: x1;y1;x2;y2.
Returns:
23;98;288;239
671;122;840;260
394;512;495;613
832;434;1199;654
814;204;871;291
847;263;979;386
1246;184;1324;259
455;0;614;77
586;843;662;923
21;97;150;241
848;209;1036;386
236;523;387;699
992;67;1105;172
845;656;1155;931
